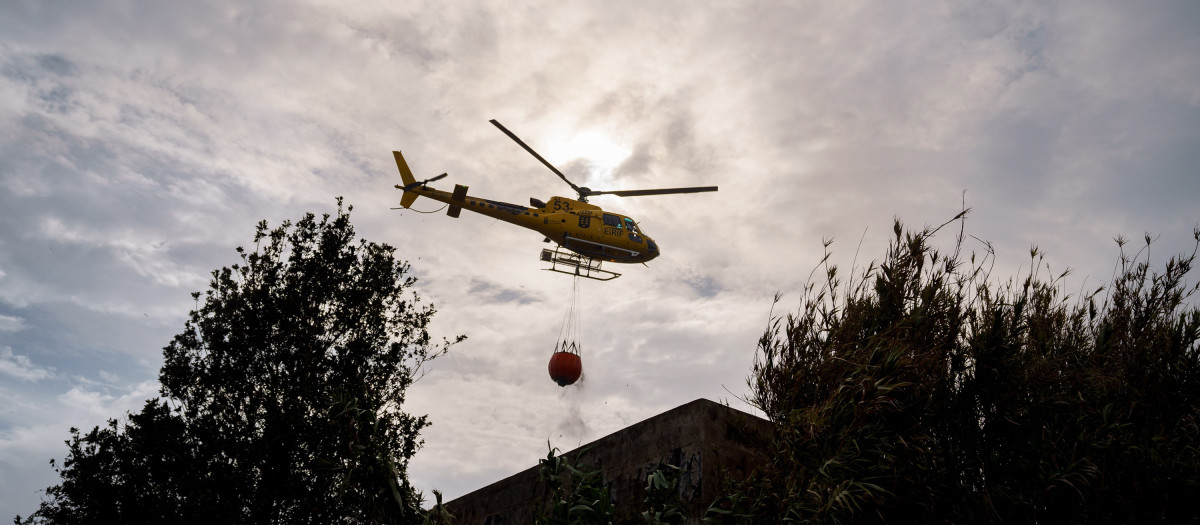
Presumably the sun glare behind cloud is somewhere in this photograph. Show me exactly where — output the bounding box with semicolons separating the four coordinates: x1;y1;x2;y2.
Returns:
542;129;632;187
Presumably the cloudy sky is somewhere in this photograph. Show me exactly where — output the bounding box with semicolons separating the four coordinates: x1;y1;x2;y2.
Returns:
2;0;1199;516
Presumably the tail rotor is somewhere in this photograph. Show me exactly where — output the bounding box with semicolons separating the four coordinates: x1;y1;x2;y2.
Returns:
392;150;447;208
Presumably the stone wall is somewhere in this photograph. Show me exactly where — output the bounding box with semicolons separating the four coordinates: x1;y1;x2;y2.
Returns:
443;398;772;524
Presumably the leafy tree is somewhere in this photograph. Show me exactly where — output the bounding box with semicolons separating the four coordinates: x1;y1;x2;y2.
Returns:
19;400;199;524
730;217;1200;523
18;199;462;524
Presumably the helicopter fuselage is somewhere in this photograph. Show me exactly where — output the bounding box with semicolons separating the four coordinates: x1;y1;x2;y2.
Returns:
396;172;660;264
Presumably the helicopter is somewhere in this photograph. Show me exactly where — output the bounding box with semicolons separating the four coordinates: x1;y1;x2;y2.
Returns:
393;120;717;280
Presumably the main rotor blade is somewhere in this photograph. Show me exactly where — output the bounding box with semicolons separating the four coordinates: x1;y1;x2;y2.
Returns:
592;186;719;197
489;119;582;194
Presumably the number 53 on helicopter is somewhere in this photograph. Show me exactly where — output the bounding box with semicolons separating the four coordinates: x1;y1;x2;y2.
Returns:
393;120;717;281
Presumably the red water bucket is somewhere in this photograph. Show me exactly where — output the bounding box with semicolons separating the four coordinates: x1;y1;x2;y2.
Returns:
548;351;582;387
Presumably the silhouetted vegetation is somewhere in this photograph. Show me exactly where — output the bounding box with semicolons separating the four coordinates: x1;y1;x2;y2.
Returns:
724;216;1200;523
535;444;689;525
536;445;617;525
639;462;685;525
17;199;463;524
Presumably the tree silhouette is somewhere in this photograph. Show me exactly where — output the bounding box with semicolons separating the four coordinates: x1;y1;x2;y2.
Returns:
19;199;462;524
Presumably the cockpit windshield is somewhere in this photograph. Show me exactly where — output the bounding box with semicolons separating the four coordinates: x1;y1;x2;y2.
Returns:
623;217;639;234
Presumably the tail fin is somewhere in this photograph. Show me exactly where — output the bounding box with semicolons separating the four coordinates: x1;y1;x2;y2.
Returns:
393;151;419;208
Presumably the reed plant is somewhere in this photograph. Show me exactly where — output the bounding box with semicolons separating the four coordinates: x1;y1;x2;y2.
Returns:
735;215;1200;523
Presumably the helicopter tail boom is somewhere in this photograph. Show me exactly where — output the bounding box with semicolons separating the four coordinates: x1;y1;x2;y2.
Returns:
393;151;420;208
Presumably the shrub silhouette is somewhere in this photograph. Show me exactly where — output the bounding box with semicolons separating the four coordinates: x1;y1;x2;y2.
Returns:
735;217;1200;524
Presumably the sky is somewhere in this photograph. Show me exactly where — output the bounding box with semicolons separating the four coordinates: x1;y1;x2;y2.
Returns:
2;0;1199;517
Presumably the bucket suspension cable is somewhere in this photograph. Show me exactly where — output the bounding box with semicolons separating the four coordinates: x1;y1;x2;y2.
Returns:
555;274;582;355
548;274;585;387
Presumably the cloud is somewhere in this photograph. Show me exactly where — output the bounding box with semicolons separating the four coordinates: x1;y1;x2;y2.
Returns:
0;314;24;332
0;378;160;517
0;347;53;382
56;381;159;420
466;278;545;305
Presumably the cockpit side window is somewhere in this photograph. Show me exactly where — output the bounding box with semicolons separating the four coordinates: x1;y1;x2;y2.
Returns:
623;217;639;233
603;213;622;228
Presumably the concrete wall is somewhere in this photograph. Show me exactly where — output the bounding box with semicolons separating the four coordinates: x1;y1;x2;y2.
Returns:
443;398;772;524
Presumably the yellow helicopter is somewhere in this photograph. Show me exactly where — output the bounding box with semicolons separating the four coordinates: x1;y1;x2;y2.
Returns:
393;120;717;280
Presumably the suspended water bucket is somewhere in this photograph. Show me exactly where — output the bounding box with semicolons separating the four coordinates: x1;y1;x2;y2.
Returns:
548;350;582;387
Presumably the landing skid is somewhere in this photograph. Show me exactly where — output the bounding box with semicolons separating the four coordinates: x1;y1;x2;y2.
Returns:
540;247;621;281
